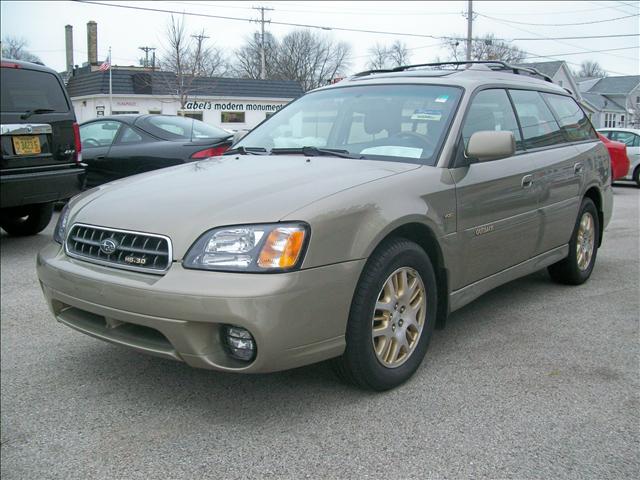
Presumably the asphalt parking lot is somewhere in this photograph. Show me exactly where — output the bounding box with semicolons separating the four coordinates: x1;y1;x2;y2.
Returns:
1;185;638;480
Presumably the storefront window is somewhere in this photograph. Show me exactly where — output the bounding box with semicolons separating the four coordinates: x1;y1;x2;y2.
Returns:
221;112;245;123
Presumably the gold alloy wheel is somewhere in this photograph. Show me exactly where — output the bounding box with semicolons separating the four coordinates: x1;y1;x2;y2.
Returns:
372;267;427;368
576;211;595;271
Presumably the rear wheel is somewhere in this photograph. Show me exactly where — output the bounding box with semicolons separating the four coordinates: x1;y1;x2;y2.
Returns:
0;203;54;236
633;166;640;187
548;198;599;285
333;238;437;391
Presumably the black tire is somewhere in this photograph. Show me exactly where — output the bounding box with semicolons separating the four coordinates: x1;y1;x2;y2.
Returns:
548;198;599;285
333;238;438;391
633;166;640;188
0;203;54;236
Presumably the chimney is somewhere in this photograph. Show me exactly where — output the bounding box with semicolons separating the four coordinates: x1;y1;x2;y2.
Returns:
65;25;74;72
87;21;97;65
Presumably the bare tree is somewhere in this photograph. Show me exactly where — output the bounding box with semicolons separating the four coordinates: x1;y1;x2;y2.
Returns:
274;30;351;90
444;34;526;63
157;16;228;107
367;43;389;70
575;60;608;79
232;32;278;79
366;41;411;70
1;36;41;63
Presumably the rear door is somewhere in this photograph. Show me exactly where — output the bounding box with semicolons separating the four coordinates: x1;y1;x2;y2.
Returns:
517;91;594;254
0;65;76;172
452;88;540;289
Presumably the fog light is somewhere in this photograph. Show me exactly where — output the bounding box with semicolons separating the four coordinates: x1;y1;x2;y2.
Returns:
222;325;256;362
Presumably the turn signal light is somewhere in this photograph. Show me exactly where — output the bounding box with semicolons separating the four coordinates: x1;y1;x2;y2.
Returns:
191;145;229;159
258;228;306;269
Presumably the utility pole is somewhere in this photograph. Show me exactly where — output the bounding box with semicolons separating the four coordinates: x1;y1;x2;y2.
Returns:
138;46;156;68
253;6;273;80
466;0;473;62
191;33;210;75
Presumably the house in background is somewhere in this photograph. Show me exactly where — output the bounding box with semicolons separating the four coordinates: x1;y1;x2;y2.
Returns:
578;76;640;129
517;61;582;99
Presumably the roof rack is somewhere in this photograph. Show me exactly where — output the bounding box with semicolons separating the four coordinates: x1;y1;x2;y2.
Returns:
351;61;553;83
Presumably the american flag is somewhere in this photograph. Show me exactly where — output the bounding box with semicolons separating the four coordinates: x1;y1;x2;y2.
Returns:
98;59;110;71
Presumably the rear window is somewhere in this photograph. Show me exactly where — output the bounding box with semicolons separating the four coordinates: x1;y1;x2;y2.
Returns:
509;90;564;149
138;115;229;141
0;67;70;113
542;93;597;142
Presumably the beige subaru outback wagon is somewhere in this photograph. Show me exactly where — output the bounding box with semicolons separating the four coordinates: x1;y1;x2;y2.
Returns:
37;62;613;390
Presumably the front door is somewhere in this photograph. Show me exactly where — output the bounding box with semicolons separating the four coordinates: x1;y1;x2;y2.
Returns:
452;88;541;290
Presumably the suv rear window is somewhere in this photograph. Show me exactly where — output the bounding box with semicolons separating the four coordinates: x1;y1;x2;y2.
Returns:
0;67;70;113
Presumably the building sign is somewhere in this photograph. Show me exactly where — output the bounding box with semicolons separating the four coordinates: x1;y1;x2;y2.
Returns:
183;101;285;112
96;105;105;117
117;101;137;106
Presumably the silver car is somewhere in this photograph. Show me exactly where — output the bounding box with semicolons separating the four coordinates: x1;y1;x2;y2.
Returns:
37;62;613;390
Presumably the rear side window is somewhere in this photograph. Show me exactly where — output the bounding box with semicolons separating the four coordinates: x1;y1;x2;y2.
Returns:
542;93;597;142
140;116;229;141
462;89;523;150
509;90;564;149
0;67;70;113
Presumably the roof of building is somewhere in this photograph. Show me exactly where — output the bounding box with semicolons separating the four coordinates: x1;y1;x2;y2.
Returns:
586;75;640;95
65;69;305;99
581;92;626;112
516;61;565;78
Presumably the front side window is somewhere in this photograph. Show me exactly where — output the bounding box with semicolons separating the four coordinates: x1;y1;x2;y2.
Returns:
542;93;597;142
610;131;640;147
237;84;462;164
509;90;564;149
461;89;523;151
80;121;121;148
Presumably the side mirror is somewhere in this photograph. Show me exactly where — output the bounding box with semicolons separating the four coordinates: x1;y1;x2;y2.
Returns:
466;131;516;162
232;130;249;146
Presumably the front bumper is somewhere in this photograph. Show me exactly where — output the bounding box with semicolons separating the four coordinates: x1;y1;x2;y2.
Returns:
37;242;365;373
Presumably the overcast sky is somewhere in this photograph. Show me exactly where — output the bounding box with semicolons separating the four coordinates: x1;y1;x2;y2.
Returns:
1;0;639;76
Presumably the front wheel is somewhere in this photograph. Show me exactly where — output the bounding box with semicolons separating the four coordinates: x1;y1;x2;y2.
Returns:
548;198;599;285
633;166;640;187
333;238;437;391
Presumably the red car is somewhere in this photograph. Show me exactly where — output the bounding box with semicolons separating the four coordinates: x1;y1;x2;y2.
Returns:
598;133;630;182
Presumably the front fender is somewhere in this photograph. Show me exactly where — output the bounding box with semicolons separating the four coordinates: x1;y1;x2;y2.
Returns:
284;166;456;269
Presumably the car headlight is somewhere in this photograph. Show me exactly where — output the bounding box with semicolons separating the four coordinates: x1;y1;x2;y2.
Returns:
183;223;309;272
53;203;71;244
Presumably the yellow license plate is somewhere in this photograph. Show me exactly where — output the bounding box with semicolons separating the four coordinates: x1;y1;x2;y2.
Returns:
12;135;41;155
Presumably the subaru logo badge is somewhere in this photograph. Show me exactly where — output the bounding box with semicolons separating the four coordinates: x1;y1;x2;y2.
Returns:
26;125;33;134
100;238;118;255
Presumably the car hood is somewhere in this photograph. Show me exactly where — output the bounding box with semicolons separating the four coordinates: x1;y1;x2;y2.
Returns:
71;155;420;259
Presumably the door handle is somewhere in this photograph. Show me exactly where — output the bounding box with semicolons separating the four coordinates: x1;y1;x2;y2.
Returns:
574;162;584;174
521;174;533;188
95;155;105;160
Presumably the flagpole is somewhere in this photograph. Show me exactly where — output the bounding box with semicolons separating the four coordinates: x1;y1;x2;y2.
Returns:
108;46;113;115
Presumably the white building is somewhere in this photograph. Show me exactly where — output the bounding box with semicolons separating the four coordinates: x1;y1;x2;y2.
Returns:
66;67;305;130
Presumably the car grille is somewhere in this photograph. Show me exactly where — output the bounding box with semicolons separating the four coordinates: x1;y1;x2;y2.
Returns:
65;224;172;274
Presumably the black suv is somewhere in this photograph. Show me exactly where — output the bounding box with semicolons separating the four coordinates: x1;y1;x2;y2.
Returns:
1;59;85;236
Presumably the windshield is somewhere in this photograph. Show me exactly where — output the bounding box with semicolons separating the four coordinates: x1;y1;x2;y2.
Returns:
236;84;462;164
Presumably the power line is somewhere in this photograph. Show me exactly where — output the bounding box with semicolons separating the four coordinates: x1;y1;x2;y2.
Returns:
477;12;639;26
523;45;640;58
74;0;640;43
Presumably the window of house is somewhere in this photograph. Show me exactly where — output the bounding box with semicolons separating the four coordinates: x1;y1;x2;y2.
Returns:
542;93;597;142
604;113;618;128
221;112;245;123
112;110;139;115
461;89;523;151
509;89;564;149
619;115;625;127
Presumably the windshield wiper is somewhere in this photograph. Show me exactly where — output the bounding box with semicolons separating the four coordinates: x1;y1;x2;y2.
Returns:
270;146;363;159
20;108;55;120
223;146;268;155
